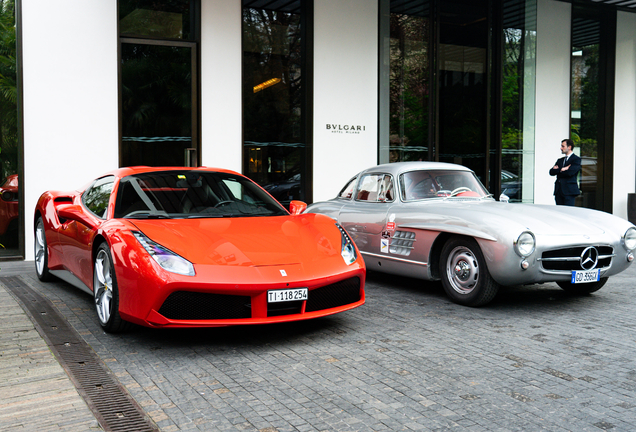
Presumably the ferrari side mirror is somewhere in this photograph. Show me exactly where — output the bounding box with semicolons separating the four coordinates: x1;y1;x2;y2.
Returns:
289;200;308;215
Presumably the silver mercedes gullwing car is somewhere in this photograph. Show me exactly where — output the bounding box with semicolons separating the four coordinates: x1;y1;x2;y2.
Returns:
305;162;636;307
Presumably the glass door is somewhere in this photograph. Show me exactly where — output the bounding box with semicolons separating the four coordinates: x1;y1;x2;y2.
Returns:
118;0;199;168
570;5;615;212
120;41;197;167
500;0;537;203
385;0;432;163
380;0;538;200
437;0;489;183
242;0;310;209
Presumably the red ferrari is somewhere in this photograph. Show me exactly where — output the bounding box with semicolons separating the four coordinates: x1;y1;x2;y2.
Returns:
34;167;365;332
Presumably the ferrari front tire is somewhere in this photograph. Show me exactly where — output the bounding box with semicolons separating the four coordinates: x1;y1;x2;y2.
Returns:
557;277;608;295
440;236;499;307
94;242;130;333
34;217;53;281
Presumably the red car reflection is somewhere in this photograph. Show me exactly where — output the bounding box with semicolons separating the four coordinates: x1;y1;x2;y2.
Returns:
0;174;18;237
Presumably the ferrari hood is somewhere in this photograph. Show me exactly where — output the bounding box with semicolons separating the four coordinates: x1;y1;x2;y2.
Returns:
128;215;340;266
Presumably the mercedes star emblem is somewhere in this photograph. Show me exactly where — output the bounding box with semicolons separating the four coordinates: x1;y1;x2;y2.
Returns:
580;246;599;270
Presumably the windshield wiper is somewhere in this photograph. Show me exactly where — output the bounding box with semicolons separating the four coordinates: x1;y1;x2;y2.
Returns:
186;214;227;219
125;212;171;219
186;213;279;218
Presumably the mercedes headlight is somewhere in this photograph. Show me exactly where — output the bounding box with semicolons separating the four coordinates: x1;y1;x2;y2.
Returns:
336;223;357;265
133;231;195;276
514;231;535;257
623;227;636;251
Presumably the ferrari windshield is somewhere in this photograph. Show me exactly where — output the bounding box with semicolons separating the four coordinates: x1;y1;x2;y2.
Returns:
399;170;490;201
114;171;288;218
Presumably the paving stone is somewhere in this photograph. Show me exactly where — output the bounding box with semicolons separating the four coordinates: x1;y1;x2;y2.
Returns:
4;262;636;430
0;276;102;432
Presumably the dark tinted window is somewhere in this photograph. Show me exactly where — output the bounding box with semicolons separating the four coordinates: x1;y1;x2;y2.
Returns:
119;0;199;168
338;177;357;200
120;43;195;167
82;176;115;218
119;0;195;40
387;0;431;163
242;1;309;208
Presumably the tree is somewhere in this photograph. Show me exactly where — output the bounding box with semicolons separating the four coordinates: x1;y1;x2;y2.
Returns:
0;0;17;179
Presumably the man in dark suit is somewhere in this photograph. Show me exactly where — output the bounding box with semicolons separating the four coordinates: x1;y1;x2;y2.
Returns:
549;139;581;206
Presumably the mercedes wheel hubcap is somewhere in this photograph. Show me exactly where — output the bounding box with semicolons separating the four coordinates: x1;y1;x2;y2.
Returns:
447;246;479;294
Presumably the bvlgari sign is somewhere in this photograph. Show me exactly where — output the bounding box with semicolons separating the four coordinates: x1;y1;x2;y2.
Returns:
326;123;366;134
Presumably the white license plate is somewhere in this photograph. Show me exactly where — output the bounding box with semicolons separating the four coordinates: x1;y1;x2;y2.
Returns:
267;288;308;303
571;269;600;284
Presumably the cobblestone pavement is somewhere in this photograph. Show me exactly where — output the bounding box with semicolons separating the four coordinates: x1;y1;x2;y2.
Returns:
3;261;636;431
0;262;101;431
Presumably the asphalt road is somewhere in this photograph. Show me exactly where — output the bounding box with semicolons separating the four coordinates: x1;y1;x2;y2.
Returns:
3;261;636;431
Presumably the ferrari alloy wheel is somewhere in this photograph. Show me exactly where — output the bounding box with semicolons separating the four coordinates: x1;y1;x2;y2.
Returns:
557;278;608;295
34;217;53;281
440;236;499;307
94;243;130;333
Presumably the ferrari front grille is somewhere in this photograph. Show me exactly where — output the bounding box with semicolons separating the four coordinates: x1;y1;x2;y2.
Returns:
158;291;251;320
267;301;303;317
540;246;614;271
305;277;361;312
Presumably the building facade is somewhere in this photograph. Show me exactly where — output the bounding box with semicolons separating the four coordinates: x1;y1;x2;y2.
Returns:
8;0;636;260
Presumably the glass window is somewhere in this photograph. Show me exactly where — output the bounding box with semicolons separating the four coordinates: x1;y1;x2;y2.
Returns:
120;43;195;167
356;174;394;202
83;176;115;219
385;0;431;163
0;0;20;256
0;175;19;252
338;177;358;200
400;170;489;201
501;0;536;203
114;171;287;218
119;1;199;168
570;6;612;211
380;0;538;202
437;0;489;180
242;1;308;209
119;0;195;40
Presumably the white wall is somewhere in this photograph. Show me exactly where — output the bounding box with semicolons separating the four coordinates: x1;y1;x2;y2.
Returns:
313;0;379;202
200;0;242;171
22;1;119;260
534;0;571;205
613;11;636;220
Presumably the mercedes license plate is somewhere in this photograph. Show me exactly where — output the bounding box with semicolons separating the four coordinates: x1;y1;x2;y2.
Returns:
571;269;600;284
267;288;308;303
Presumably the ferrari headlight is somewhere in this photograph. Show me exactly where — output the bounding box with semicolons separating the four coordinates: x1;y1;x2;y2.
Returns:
336;223;357;265
623;227;636;251
132;231;195;276
514;231;535;257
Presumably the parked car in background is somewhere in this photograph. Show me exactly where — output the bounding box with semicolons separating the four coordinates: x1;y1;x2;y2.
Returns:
305;162;636;306
34;167;365;332
0;174;19;247
263;173;301;208
500;169;520;200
